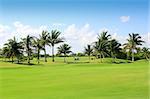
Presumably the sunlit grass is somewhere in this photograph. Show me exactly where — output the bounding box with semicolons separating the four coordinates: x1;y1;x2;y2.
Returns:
0;57;149;99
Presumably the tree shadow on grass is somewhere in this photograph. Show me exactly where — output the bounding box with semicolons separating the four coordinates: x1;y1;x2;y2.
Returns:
67;62;90;64
1;60;43;66
16;63;36;66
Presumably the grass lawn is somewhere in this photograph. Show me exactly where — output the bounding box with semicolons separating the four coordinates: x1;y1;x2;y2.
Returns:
0;57;149;99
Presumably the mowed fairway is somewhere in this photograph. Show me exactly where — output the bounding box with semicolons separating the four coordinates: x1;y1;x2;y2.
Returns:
0;57;149;99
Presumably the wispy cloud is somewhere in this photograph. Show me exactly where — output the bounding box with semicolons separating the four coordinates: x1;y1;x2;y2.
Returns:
120;16;130;23
13;21;48;38
64;24;97;52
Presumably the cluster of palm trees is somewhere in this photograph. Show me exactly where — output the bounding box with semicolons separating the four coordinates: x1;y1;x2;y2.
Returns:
84;31;150;62
0;29;150;64
1;30;72;64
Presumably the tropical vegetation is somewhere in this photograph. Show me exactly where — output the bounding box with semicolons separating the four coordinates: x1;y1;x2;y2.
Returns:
0;30;149;64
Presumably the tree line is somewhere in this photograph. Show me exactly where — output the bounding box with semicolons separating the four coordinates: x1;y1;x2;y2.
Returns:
0;29;149;64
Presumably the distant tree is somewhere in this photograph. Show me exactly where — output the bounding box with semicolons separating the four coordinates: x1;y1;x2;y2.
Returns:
33;37;43;64
4;37;23;63
84;44;93;62
125;33;144;61
2;46;11;61
93;31;110;62
39;31;49;62
57;44;72;62
22;35;33;64
109;39;121;62
142;47;150;60
48;30;64;62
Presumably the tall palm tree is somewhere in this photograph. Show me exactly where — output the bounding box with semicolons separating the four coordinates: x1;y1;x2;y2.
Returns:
4;37;23;63
93;39;109;62
84;44;93;62
123;42;131;60
126;33;144;61
142;47;150;60
109;39;121;62
57;44;72;62
22;35;33;64
93;31;110;62
39;30;49;62
33;37;43;64
48;30;64;62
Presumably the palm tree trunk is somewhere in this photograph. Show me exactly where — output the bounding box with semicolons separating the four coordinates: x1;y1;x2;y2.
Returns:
52;46;54;62
146;56;149;61
17;58;19;64
89;55;91;62
44;48;47;62
132;51;134;62
28;51;30;64
37;49;40;64
126;52;129;60
102;54;105;63
12;56;13;63
100;54;102;63
64;56;66;63
5;57;6;62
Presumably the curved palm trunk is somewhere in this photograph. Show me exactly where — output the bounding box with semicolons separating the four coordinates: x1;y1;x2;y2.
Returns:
102;54;105;63
52;46;55;62
111;52;115;63
44;47;47;62
146;56;149;61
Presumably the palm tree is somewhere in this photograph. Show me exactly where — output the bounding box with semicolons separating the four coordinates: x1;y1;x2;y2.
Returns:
126;33;144;61
48;30;64;62
123;42;131;60
33;37;43;64
22;35;33;64
93;31;110;62
39;31;49;62
57;44;72;62
2;46;11;61
84;44;93;62
93;39;109;62
142;47;150;60
98;31;111;41
4;37;23;63
109;39;121;62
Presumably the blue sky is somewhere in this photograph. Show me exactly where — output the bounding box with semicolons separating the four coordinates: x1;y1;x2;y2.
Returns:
0;0;149;53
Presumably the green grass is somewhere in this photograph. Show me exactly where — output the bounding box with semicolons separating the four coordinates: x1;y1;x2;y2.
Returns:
0;57;149;99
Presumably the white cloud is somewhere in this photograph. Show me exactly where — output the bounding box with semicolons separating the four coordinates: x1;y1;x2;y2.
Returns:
64;24;97;52
0;24;10;33
98;27;123;41
142;32;150;47
0;24;13;48
0;21;149;53
99;27;109;33
13;21;48;38
120;16;130;23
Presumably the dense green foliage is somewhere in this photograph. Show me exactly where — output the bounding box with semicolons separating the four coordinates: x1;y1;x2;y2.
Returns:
0;30;149;64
